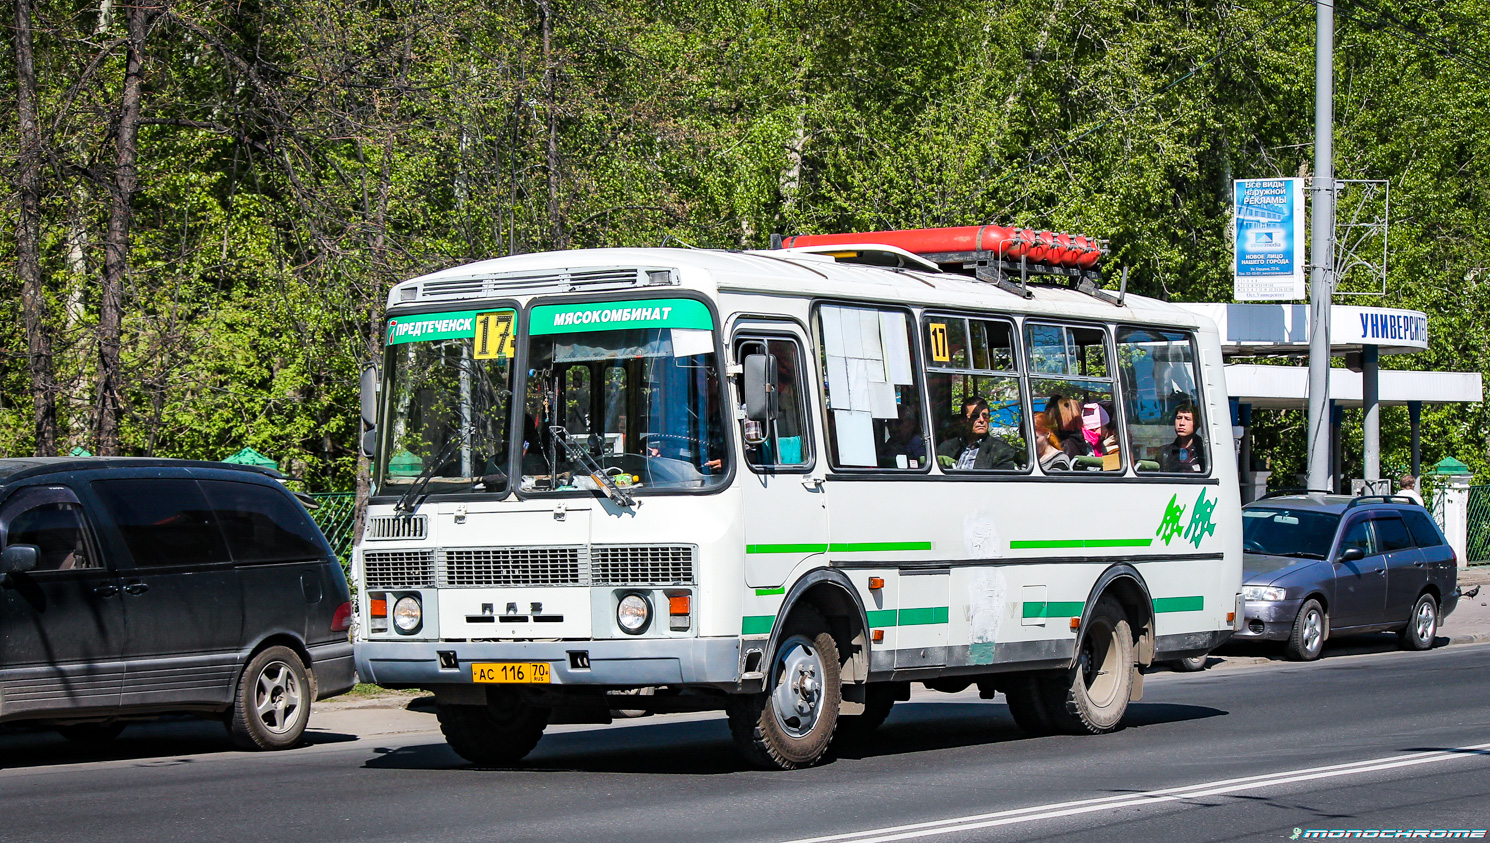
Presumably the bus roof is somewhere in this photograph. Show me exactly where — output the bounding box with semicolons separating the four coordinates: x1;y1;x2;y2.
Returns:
395;248;1210;332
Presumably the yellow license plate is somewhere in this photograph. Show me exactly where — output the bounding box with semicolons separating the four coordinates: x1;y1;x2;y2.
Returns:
471;662;551;684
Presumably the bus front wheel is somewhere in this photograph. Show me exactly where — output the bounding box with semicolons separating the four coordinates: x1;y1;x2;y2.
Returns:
436;689;549;766
727;606;841;770
1044;597;1135;735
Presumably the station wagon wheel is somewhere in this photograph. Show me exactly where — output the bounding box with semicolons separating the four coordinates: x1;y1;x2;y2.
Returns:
1400;593;1439;651
229;646;311;750
1286;599;1326;661
1042;597;1135;735
727;605;841;770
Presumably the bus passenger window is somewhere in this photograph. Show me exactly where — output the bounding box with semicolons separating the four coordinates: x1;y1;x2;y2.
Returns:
1116;328;1207;474
736;337;811;469
1026;323;1121;473
923;316;1028;472
816;305;924;469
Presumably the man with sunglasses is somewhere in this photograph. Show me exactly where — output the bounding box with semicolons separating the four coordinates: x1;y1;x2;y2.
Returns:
936;397;1021;471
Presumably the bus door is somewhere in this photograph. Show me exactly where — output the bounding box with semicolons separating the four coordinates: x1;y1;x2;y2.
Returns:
733;328;827;589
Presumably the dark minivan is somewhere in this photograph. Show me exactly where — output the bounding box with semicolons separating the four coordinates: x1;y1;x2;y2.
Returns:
0;458;354;749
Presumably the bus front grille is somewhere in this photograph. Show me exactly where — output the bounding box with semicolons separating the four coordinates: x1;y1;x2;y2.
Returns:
362;549;436;588
443;547;583;587
592;545;696;586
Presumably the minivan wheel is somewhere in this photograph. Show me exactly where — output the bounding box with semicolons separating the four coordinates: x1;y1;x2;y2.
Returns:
1400;593;1439;651
436;690;549;766
1285;599;1326;661
229;646;311;750
57;722;126;744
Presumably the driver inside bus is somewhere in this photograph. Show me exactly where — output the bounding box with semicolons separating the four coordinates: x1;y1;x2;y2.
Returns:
936;397;1020;471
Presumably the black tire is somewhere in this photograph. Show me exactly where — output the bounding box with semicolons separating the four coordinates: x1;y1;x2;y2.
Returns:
1003;674;1057;736
1043;597;1135;735
1285;599;1326;661
1400;593;1439;651
727;606;841;770
837;683;898;740
436;689;549;766
56;722;126;744
229;646;311;750
1169;654;1209;672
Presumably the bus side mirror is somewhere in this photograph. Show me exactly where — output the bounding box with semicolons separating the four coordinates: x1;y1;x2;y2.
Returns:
743;354;778;421
360;430;379;460
359;363;380;427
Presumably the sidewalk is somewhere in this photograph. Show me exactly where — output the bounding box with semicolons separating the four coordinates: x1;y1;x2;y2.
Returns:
1442;565;1490;645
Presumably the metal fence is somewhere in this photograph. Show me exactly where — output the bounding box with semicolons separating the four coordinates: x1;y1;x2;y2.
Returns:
307;493;356;569
1466;484;1490;566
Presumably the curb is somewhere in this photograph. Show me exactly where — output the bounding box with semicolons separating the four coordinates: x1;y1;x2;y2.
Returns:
1448;632;1490;646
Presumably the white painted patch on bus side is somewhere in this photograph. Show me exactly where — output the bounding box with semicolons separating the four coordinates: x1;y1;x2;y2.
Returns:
967;567;1005;664
962;512;999;558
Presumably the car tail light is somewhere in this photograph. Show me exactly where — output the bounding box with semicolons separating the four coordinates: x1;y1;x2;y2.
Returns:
331;601;352;632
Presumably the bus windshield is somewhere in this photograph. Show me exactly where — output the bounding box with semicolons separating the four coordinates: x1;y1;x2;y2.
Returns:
375;309;516;497
520;298;728;493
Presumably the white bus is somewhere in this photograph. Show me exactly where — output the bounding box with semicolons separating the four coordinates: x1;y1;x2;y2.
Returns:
353;225;1243;770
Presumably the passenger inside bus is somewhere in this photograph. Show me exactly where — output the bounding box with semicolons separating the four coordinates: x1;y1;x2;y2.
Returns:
935;397;1021;471
1160;403;1206;473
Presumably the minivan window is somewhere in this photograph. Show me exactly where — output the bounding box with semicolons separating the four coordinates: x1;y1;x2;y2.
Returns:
1401;509;1445;548
2;487;98;571
1374;517;1414;552
92;478;230;567
200;480;327;564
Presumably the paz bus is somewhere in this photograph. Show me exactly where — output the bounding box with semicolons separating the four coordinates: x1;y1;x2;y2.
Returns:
352;225;1243;770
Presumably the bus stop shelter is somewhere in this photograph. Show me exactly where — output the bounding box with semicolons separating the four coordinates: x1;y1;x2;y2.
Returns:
1176;303;1483;500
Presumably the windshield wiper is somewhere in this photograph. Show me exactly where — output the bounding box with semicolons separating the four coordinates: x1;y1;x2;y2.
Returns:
1274;551;1325;559
395;427;470;513
549;425;635;508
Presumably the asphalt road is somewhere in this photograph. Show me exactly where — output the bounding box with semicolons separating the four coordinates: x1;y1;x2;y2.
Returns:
3;641;1490;843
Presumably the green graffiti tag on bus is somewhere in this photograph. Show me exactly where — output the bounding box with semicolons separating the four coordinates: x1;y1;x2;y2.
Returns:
1156;489;1217;548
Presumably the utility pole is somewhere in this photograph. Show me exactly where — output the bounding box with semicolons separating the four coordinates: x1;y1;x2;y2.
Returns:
1306;0;1336;491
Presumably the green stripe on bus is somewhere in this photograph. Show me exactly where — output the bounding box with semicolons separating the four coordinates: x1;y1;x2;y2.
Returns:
1154;596;1205;613
897;606;951;626
1009;538;1154;549
1022;601;1086;619
746;543;829;554
754;587;785;597
866;609;898;627
741;615;775;635
830;541;934;553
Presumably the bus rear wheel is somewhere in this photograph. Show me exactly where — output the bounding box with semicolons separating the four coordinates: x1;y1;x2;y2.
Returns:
727;607;841;770
1043;597;1134;735
436;689;549;766
1004;675;1057;736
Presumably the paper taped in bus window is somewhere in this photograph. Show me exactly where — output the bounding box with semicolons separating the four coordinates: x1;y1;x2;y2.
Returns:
820;306;846;356
826;355;850;410
879;312;913;385
670;328;712;358
847;358;871;411
839;308;865;357
833;409;877;466
870;382;898;419
858;308;883;366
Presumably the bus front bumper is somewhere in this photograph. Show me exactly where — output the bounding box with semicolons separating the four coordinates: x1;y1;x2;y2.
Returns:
355;637;745;689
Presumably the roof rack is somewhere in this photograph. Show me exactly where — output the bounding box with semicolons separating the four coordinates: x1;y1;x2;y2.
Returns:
773;225;1121;306
1258;488;1337;500
1346;494;1415;509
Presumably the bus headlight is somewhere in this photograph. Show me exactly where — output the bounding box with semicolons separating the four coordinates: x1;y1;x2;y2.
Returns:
617;593;651;634
1242;585;1287;602
392;595;423;633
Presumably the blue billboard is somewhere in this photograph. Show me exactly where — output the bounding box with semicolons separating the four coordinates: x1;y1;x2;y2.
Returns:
1233;178;1305;301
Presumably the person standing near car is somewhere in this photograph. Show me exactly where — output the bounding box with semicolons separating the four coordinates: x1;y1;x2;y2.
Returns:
1397;474;1424;506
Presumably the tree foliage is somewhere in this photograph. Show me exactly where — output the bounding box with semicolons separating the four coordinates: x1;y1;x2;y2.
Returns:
3;0;1487;488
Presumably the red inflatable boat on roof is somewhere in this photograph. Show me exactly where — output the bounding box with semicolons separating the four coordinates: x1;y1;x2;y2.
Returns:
779;224;1105;271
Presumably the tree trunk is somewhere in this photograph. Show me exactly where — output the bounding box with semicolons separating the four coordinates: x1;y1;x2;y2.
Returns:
540;0;564;249
97;2;150;455
15;0;58;456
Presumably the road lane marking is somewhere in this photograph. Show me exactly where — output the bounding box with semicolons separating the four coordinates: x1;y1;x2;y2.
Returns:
783;741;1490;843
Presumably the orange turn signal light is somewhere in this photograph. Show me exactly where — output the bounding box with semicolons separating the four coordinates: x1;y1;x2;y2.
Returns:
370;597;388;618
868;577;884;590
1069;617;1081;631
1227;611;1236;624
872;629;885;642
669;595;691;615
